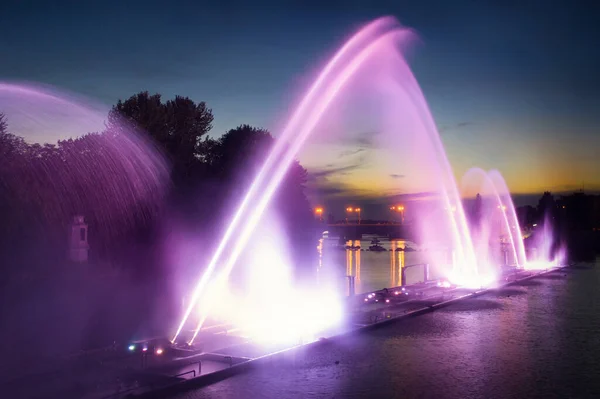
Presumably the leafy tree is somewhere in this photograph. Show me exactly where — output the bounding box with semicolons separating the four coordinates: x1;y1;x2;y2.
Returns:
537;191;556;223
0;112;6;134
209;124;308;196
108;92;214;175
207;125;315;267
469;193;483;229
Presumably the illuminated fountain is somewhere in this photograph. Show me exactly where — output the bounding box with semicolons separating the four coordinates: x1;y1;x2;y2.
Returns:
462;168;563;272
172;16;564;345
461;168;525;272
487;169;528;267
526;216;566;270
172;16;416;344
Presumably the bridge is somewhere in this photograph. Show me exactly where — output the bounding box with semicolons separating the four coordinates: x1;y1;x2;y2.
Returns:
324;223;415;240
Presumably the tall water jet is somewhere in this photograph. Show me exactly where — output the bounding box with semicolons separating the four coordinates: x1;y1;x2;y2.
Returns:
487;170;527;267
374;52;478;287
171;17;402;343
527;214;565;270
186;27;419;344
174;18;419;344
461;168;519;275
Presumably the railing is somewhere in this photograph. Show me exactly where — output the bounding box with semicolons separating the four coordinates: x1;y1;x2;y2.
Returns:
102;381;147;399
401;263;430;286
174;369;196;378
346;263;431;297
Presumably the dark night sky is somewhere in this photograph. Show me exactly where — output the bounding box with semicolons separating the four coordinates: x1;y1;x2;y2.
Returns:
1;0;599;215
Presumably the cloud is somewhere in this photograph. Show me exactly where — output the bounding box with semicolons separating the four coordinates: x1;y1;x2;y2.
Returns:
308;163;361;180
306;162;374;204
338;148;365;158
438;121;472;134
389;173;405;179
310;183;353;197
354;131;378;148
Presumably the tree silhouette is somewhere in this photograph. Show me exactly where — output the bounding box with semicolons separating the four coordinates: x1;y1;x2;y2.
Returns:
109;92;214;177
0;112;6;134
537;191;556;223
207;125;308;200
204;124;315;267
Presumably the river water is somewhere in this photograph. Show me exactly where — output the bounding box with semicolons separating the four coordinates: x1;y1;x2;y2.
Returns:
318;235;437;295
172;258;600;399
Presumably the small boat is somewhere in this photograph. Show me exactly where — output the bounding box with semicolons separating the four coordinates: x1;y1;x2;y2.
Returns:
368;239;385;252
368;245;387;252
367;237;386;251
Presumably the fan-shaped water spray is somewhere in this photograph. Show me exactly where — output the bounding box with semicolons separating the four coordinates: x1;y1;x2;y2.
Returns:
487;169;527;266
462;168;522;273
0;82;169;245
527;215;565;270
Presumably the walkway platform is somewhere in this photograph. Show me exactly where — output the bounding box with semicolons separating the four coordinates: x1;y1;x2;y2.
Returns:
130;265;571;399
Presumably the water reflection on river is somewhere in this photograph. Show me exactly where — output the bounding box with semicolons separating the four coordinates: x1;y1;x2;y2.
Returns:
174;260;600;399
317;235;442;295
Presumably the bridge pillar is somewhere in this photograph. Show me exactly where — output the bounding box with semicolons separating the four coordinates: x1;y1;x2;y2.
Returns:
68;215;89;263
347;275;356;296
424;264;430;282
400;267;406;287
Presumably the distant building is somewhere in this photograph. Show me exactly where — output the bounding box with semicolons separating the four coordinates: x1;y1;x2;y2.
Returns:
516;205;536;228
68;215;89;262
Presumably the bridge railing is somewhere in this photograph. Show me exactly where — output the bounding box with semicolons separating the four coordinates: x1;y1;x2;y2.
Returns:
401;263;430;286
346;263;432;296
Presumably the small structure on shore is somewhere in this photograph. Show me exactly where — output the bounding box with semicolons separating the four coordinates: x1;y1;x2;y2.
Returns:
68;215;89;262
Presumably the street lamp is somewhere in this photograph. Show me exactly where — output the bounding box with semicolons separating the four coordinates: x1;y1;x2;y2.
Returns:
315;207;324;222
390;205;405;224
346;207;361;224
